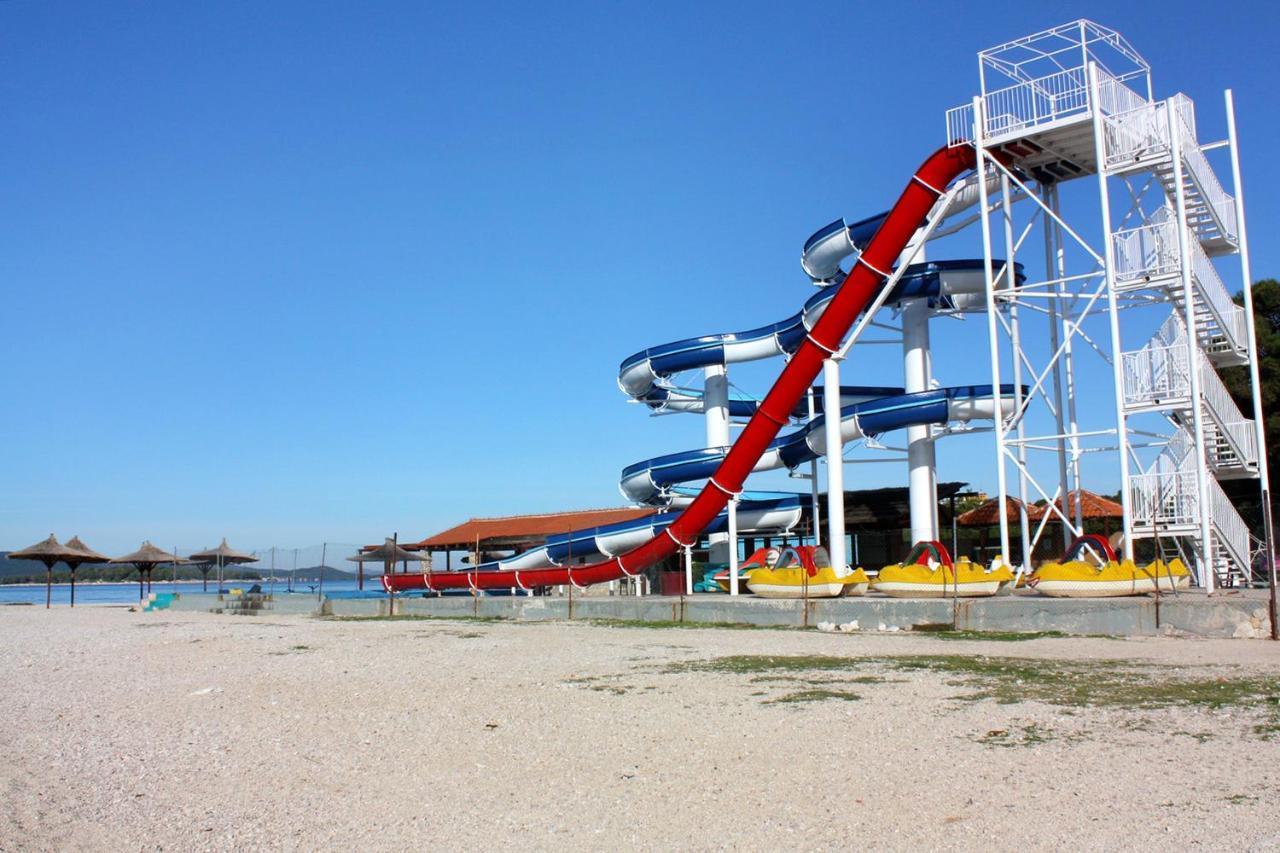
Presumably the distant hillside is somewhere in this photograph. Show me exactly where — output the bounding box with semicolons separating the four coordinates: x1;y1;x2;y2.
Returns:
277;564;362;582
0;553;359;585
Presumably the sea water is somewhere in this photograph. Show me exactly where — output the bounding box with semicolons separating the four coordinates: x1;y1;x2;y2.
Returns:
0;578;375;606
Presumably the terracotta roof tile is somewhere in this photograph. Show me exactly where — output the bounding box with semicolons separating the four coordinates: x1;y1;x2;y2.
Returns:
413;506;658;548
956;496;1045;527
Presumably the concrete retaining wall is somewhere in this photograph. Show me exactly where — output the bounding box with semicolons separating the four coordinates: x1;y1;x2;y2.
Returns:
312;591;1275;639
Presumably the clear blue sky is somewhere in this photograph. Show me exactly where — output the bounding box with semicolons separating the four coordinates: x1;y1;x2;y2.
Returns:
2;1;1277;553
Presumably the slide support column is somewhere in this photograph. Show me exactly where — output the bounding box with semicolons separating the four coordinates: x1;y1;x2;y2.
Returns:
704;363;732;565
902;297;938;544
823;359;848;574
728;497;740;596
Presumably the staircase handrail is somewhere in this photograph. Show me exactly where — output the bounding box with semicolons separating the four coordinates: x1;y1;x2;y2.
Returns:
1171;94;1238;244
1209;475;1252;571
1130;469;1198;527
1197;351;1255;465
1122;339;1190;408
1187;228;1246;349
1103;99;1168;168
1112;215;1179;282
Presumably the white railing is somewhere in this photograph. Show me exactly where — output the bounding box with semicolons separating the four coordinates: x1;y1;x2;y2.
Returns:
1095;72;1149;116
1122;341;1190;407
946;103;975;147
1188;233;1245;347
1130;311;1254;460
1113;208;1244;351
1209;476;1251;569
945;65;1151;147
1171;94;1238;244
1160;425;1195;470
1199;360;1256;465
1112;216;1179;283
1130;469;1199;527
1103;100;1168;167
989;67;1088;136
1154;311;1185;347
1212;419;1258;470
947;66;1097;145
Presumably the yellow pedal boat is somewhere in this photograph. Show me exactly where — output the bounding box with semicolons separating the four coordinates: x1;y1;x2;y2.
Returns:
873;541;1013;598
744;545;869;598
1029;535;1191;597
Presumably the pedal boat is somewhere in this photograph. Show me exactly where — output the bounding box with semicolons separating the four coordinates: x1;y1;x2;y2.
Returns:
1029;535;1191;597
873;541;1013;598
711;562;754;593
745;545;869;598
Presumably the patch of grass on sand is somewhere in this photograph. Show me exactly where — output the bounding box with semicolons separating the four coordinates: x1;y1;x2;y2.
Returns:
669;654;1280;716
1252;716;1280;740
750;674;893;685
909;624;1071;641
268;644;313;656
565;675;633;695
1171;730;1215;743
887;655;1280;710
581;618;788;631
976;723;1057;747
590;684;632;695
667;655;866;675
767;688;862;705
326;614;506;624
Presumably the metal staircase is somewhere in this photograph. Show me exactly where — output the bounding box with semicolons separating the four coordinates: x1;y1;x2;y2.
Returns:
1105;90;1258;588
945;21;1268;592
1127;428;1254;587
1104;95;1238;254
1112;210;1248;365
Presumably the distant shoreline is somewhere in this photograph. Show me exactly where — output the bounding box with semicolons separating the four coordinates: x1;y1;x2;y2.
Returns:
0;578;345;588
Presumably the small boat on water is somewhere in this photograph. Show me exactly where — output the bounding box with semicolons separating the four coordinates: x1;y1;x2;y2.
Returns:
745;545;869;598
1028;535;1191;597
873;541;1013;598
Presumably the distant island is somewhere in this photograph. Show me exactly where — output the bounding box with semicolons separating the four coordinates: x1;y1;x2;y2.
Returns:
0;552;361;585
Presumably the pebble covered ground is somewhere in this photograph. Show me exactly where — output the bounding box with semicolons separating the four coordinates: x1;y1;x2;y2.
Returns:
1;606;1278;851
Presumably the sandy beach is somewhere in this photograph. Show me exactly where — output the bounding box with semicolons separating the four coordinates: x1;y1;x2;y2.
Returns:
1;607;1278;851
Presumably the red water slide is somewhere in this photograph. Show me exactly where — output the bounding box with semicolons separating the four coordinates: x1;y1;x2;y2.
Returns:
386;144;978;593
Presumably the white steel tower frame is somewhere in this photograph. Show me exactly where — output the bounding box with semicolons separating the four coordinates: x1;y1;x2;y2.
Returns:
948;20;1269;589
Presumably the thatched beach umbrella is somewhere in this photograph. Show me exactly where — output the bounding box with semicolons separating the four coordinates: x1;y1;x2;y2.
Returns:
110;541;188;601
9;534;82;609
348;536;424;590
63;537;110;608
188;538;258;593
348;536;420;613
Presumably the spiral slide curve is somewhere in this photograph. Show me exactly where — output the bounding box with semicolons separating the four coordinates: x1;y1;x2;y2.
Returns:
384;144;982;593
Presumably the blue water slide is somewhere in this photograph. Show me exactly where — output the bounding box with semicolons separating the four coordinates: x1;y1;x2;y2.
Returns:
617;260;1022;401
638;384;905;418
427;187;1019;584
619;384;1025;505
438;495;805;579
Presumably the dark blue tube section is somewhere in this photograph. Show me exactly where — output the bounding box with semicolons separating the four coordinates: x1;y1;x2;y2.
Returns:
619;261;1023;384
639;385;906;418
627;384;1027;497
